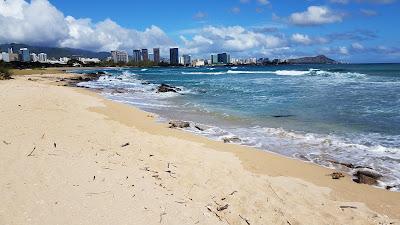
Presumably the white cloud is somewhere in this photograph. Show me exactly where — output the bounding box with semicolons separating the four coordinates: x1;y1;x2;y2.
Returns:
193;11;207;20
331;0;395;3
291;33;312;45
339;46;349;55
257;0;270;5
0;0;68;46
330;0;349;4
0;0;174;52
289;6;344;26
360;9;378;16
180;25;286;56
231;7;241;14
351;42;365;50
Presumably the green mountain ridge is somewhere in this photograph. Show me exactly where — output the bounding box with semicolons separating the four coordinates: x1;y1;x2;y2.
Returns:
287;55;337;64
0;43;110;60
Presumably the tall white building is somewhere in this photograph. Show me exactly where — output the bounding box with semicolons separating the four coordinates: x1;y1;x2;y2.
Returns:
111;51;128;63
30;53;38;62
1;52;10;62
178;56;184;65
79;57;100;64
38;53;47;63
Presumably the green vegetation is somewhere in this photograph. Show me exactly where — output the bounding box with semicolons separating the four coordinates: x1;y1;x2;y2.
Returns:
0;61;12;80
10;68;64;76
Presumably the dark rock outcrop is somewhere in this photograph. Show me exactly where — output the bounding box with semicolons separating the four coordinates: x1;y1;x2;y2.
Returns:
169;121;190;129
223;137;241;143
353;168;382;185
157;84;181;93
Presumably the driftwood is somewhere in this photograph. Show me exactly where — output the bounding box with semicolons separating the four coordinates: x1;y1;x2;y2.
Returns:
206;206;222;221
27;146;36;157
217;204;229;211
239;215;250;225
121;143;130;147
340;205;357;209
159;212;167;223
3;140;11;145
327;160;354;168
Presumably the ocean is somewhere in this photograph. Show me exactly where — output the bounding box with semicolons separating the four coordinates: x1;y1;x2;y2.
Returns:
74;64;400;190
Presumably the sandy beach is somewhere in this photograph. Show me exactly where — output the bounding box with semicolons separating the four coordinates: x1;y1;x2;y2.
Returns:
0;72;399;225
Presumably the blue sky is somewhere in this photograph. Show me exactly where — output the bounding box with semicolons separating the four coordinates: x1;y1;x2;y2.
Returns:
0;0;399;62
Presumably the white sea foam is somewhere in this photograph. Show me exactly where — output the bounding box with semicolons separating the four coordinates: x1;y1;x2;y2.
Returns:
181;71;226;75
274;70;312;76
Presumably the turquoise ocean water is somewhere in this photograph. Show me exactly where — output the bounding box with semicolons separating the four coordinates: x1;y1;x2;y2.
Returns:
75;64;400;189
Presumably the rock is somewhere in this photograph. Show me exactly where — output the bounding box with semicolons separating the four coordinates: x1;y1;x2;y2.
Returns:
272;115;294;118
97;71;106;75
353;168;382;185
169;121;190;129
157;84;181;93
111;89;125;94
223;137;241;143
330;172;345;179
194;125;206;131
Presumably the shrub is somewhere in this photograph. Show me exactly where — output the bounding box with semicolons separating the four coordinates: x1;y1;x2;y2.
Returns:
0;66;12;80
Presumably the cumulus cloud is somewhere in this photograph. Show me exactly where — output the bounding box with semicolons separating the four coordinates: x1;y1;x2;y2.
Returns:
289;6;344;26
331;0;395;3
257;0;270;5
231;7;241;14
193;11;207;20
360;9;378;16
291;33;312;45
180;25;286;56
0;0;174;52
0;0;68;46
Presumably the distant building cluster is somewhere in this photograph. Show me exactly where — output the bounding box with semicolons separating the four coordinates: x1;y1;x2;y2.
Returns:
0;44;288;67
0;46;100;65
110;48;235;67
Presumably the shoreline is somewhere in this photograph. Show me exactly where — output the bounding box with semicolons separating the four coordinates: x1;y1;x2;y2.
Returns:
1;72;399;224
87;84;400;217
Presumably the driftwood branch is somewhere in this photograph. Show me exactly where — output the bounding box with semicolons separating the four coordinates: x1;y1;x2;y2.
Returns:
121;142;130;148
239;215;250;225
27;146;36;157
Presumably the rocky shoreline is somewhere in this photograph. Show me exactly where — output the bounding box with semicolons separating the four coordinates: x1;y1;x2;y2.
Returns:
71;72;398;192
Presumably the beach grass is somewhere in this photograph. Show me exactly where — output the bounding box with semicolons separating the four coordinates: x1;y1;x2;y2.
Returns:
10;68;64;76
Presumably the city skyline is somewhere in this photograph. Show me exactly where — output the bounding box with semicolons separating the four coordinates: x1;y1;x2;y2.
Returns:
0;0;399;63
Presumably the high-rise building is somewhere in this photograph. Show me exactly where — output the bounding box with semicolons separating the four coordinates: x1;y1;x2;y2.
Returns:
38;53;47;63
153;48;160;63
111;50;128;63
141;49;149;61
1;52;10;62
170;48;179;65
133;50;141;62
182;54;191;66
8;48;18;62
179;56;184;65
30;53;38;62
19;48;30;62
217;53;230;64
211;54;218;64
148;53;154;62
